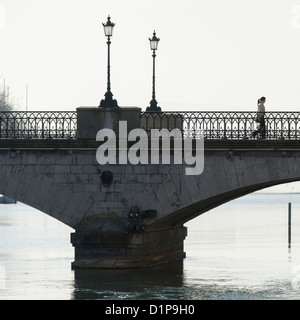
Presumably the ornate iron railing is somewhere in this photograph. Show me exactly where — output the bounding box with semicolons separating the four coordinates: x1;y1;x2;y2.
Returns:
141;111;300;140
0;111;77;139
0;110;299;140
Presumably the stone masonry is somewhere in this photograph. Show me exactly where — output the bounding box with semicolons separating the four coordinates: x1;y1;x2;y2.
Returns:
0;143;300;268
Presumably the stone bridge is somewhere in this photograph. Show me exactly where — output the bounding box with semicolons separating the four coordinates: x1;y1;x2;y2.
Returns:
1;108;300;268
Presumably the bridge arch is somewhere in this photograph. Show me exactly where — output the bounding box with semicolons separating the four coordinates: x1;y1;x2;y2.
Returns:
146;148;300;230
150;179;300;231
0;149;98;229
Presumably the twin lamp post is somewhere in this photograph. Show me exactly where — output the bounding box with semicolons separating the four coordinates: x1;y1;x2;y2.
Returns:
99;16;161;112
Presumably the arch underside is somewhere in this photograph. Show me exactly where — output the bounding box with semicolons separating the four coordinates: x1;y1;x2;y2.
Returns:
148;178;300;230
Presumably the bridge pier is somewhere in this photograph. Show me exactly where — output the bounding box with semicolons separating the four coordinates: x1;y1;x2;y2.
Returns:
71;227;187;269
71;106;189;268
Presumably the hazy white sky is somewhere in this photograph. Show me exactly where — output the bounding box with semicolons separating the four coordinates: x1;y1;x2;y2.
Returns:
1;0;300;112
1;0;300;193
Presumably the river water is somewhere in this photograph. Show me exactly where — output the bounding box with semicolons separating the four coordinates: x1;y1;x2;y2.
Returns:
1;192;300;300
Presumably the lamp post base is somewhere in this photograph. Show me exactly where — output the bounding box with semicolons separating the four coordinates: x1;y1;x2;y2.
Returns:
99;91;119;109
146;99;161;112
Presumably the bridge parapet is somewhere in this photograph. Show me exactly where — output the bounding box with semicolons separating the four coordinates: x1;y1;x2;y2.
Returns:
1;110;300;141
141;111;300;140
0;111;77;139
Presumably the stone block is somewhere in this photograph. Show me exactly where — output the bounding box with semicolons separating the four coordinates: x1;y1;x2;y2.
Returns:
75;153;98;165
70;165;84;174
53;174;68;184
83;165;98;174
34;165;50;174
76;106;141;140
49;164;70;174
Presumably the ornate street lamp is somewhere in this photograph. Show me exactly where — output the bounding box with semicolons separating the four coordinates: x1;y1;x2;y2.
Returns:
99;15;119;108
146;31;161;112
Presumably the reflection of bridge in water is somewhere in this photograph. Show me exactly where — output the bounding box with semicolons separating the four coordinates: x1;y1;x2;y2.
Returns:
1;109;300;268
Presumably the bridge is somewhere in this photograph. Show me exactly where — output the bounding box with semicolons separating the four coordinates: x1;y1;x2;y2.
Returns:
1;108;300;268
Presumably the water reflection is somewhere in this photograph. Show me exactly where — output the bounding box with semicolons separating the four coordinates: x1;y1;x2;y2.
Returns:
72;260;184;300
1;194;300;299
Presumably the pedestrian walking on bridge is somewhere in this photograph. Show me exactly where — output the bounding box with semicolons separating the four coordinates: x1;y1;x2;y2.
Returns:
252;96;266;139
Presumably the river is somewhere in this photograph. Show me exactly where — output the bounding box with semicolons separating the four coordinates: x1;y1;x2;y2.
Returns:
1;193;300;300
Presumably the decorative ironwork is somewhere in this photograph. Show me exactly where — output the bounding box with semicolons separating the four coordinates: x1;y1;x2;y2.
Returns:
0;111;77;139
140;111;300;140
0;110;299;140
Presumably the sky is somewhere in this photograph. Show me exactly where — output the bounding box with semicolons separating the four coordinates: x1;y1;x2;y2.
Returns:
1;0;300;112
1;0;300;193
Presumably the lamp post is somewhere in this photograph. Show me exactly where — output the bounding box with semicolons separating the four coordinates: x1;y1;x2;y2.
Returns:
146;31;161;112
99;15;119;109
